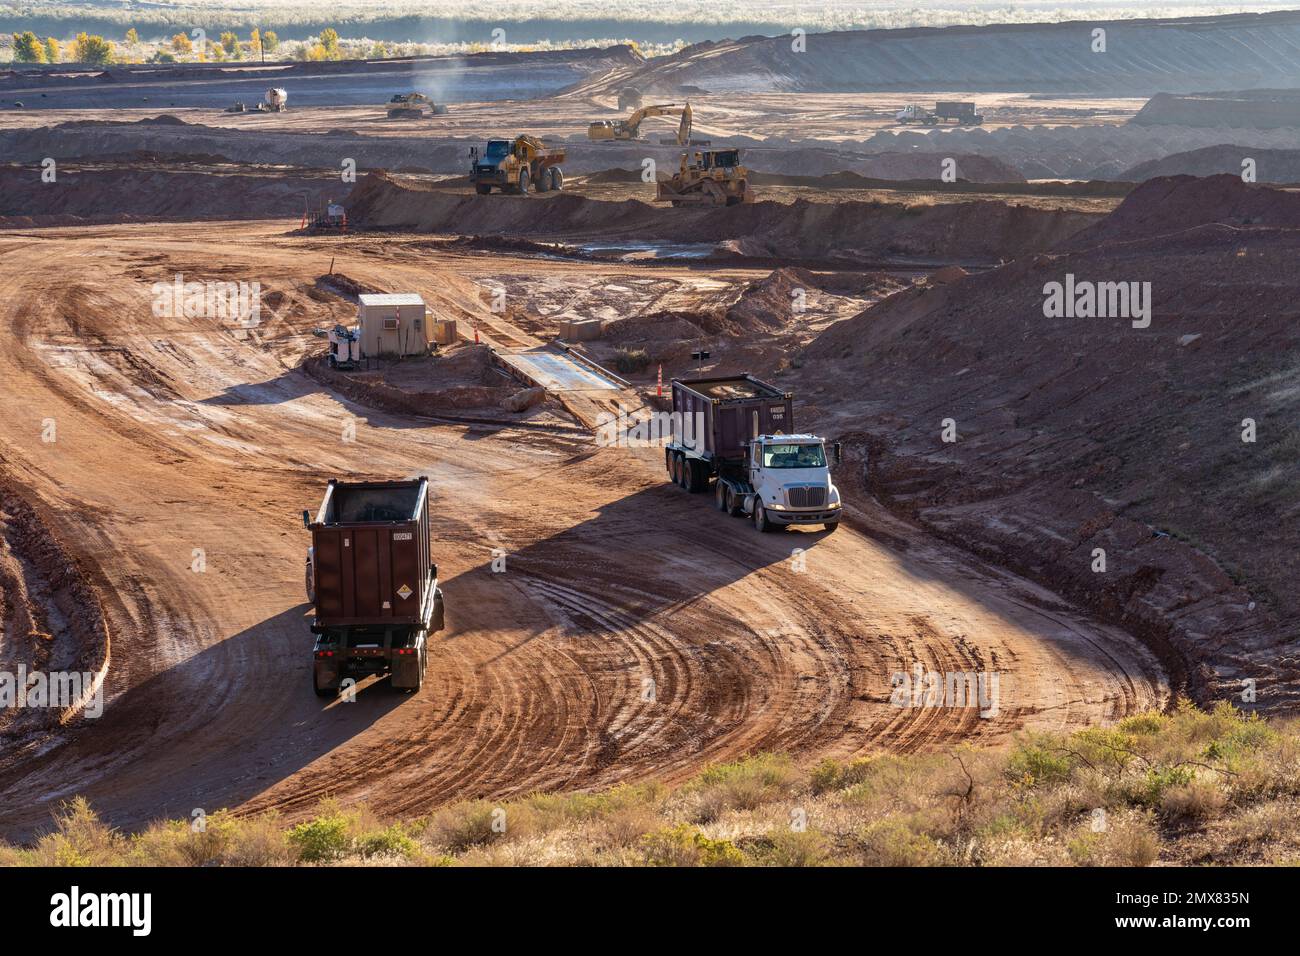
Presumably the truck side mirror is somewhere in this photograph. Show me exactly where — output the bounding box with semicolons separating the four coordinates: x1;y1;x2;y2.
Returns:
302;509;311;529
832;442;843;465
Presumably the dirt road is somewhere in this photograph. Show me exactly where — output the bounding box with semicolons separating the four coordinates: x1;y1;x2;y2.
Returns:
0;221;1167;837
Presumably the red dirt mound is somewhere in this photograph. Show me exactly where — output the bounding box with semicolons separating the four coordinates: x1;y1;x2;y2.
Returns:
1063;174;1300;249
792;176;1300;712
345;171;1097;266
0;163;339;226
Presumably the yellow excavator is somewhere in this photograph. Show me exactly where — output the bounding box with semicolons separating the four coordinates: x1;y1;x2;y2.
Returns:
588;102;693;144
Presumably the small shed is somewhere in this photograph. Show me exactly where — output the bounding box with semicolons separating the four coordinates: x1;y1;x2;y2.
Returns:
357;293;431;358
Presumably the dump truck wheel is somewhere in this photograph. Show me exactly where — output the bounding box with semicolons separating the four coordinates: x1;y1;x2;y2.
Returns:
536;168;551;193
475;184;491;195
753;501;774;533
715;481;729;511
686;459;704;493
518;167;530;194
550;167;563;191
823;521;839;532
313;671;333;697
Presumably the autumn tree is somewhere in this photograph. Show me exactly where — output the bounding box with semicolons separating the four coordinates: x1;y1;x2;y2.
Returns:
45;37;60;62
12;31;47;63
73;33;116;66
171;33;192;56
319;27;341;59
262;30;279;53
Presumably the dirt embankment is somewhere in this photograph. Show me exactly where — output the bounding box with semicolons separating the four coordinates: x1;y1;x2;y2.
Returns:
0;478;111;760
345;171;1098;266
0;162;342;226
576;12;1300;96
1121;146;1300;183
1132;90;1300;128
792;174;1300;712
608;267;904;345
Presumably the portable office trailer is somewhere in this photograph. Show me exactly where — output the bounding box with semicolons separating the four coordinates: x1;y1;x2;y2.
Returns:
357;293;431;358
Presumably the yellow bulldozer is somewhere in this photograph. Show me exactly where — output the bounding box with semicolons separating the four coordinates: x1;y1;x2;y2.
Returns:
654;148;755;207
588;102;692;145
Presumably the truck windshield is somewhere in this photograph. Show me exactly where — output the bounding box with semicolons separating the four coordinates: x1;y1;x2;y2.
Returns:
762;444;826;468
485;141;509;157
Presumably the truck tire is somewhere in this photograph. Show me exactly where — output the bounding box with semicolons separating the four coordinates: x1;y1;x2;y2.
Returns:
823;520;839;532
475;184;491;195
518;167;530;194
753;500;774;533
715;481;729;511
550;167;563;191
536;168;551;192
313;670;333;697
665;448;676;481
685;458;705;493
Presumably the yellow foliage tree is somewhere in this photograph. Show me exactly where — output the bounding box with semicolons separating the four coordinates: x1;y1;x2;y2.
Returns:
12;31;47;62
73;33;116;66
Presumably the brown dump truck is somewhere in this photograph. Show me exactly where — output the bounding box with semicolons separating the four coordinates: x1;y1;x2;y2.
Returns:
303;478;445;695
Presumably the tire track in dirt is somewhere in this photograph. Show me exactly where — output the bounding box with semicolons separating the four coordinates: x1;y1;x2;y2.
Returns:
0;224;1169;837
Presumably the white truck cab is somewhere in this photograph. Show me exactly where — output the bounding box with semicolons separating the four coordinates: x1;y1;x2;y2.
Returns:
743;434;842;532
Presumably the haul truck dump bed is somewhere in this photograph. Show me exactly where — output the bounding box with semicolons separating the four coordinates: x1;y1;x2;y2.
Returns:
665;374;843;532
303;478;445;696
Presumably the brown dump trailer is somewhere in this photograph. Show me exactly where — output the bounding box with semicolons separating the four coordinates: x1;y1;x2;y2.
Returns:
664;374;843;532
667;374;794;476
303;477;445;695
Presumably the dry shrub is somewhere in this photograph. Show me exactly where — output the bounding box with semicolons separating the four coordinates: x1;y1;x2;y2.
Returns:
593;804;662;848
1160;779;1229;821
424;799;532;854
683;753;800;823
641;824;744;867
856;817;947;866
1067;809;1160;866
28;798;125;866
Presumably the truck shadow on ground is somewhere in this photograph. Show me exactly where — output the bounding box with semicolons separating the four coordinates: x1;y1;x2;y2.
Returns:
0;604;407;842
441;479;840;665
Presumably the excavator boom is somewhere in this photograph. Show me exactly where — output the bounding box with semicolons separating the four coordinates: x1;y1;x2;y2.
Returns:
588;101;693;144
